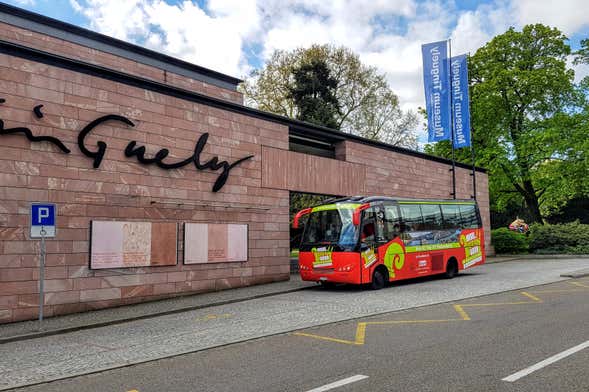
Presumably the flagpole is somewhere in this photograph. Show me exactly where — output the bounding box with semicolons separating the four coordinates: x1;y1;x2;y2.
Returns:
448;39;456;199
467;53;476;200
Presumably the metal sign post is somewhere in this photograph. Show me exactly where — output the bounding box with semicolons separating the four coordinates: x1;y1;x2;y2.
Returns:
30;203;56;330
39;227;46;327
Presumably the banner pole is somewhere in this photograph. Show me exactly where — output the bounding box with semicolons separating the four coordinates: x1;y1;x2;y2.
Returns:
448;39;456;199
467;53;476;200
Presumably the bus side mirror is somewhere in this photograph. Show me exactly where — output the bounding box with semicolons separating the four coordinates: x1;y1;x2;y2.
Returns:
293;208;312;229
352;203;371;226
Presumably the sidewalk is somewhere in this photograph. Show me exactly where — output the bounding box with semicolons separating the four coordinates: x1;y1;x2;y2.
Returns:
0;274;316;343
1;255;587;343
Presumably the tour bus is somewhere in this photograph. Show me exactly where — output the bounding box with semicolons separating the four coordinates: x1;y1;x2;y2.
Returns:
293;196;485;289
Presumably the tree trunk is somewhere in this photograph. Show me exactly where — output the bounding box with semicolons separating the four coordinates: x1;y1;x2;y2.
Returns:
522;179;544;224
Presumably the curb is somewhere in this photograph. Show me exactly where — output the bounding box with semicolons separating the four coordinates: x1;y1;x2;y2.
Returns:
560;270;589;278
492;254;589;259
0;285;315;345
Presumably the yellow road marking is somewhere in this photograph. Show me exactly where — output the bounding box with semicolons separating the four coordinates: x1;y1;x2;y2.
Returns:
533;288;587;293
355;323;367;345
453;305;471;321
292;332;362;346
520;291;542;302
571;281;589;288
365;319;463;325
293;290;581;346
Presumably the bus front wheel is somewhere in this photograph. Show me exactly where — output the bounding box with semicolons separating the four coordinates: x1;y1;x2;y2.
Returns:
444;258;458;279
371;267;388;290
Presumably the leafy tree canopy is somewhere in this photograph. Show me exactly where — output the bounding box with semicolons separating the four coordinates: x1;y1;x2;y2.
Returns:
240;44;418;148
287;58;340;129
426;24;588;224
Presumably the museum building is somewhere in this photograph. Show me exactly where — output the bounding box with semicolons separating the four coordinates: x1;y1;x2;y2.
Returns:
0;4;491;323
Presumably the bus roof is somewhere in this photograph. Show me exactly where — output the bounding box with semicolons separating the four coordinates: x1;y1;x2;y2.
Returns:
315;196;477;207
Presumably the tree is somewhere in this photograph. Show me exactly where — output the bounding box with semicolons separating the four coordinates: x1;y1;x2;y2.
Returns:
288;58;340;129
574;38;589;66
426;24;586;224
240;44;418;148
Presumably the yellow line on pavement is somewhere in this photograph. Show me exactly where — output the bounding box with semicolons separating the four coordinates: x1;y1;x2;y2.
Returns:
571;281;589;288
453;305;471;320
292;332;362;346
520;291;542;302
355;323;367;345
293;289;584;346
366;319;463;325
532;288;587;293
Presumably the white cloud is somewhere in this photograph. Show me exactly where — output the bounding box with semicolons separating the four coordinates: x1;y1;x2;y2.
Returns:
80;0;150;41
69;0;83;12
514;0;589;34
71;0;589;117
75;0;259;77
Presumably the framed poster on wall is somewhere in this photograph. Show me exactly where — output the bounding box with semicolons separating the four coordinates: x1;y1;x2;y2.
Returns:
184;223;248;264
90;221;177;269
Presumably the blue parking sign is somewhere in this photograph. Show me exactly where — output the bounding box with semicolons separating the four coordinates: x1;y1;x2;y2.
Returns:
30;203;56;238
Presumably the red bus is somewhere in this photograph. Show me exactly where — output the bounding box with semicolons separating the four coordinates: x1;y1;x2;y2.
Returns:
293;197;485;289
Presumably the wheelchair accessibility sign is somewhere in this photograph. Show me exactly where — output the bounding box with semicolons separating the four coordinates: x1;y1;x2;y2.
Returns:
30;203;56;238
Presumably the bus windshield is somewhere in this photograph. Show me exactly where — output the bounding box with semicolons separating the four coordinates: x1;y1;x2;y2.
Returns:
301;207;358;250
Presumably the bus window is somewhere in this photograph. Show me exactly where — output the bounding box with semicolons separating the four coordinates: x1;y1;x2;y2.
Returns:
399;204;423;232
361;206;384;244
460;204;479;229
383;205;401;240
421;204;443;230
441;204;461;229
301;208;357;250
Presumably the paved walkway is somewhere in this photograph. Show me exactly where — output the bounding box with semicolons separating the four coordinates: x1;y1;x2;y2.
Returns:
0;274;314;342
0;257;588;390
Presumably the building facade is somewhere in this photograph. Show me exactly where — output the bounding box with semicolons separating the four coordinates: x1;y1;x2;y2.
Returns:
0;4;491;324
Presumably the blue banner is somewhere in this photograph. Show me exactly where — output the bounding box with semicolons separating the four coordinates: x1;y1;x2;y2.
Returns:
422;40;451;142
450;54;471;148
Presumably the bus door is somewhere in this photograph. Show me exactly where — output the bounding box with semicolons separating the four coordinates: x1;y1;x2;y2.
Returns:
358;205;384;283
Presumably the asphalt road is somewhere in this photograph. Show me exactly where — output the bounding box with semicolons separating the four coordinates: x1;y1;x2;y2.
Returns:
12;277;589;392
4;259;589;391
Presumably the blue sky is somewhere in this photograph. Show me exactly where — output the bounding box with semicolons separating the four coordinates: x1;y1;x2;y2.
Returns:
5;0;589;146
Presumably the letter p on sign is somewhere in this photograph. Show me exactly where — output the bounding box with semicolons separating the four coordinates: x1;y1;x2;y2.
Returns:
38;207;50;223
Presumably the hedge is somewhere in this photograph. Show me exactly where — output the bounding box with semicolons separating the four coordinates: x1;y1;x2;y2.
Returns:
528;221;589;254
491;228;528;254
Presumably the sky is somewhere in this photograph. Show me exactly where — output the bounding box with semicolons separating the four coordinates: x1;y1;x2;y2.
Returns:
5;0;589;142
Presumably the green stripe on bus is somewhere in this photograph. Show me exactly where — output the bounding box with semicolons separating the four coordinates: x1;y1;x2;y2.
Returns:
397;201;476;205
405;242;460;252
311;203;361;212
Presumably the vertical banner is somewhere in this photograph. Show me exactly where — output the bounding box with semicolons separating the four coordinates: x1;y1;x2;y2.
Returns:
422;40;451;142
450;54;471;148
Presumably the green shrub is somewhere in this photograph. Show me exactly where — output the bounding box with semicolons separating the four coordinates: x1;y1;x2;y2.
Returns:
491;228;529;254
528;221;589;254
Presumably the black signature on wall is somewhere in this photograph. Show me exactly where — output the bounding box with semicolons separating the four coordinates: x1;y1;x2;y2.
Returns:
0;99;254;192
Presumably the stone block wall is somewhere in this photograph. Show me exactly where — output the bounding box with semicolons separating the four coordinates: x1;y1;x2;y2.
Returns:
0;48;290;323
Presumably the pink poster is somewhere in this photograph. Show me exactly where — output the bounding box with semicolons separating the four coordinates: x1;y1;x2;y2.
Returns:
91;221;177;269
184;223;248;264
